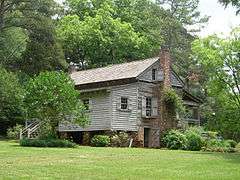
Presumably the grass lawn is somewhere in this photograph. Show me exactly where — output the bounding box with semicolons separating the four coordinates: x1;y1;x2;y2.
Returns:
0;140;240;179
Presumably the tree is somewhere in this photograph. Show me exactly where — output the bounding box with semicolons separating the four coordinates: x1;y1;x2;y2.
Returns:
0;67;25;135
57;3;150;68
24;71;88;138
19;27;67;75
192;28;240;108
63;0;204;81
219;0;240;14
192;27;240;140
157;0;209;30
157;0;209;78
0;0;67;74
0;27;28;66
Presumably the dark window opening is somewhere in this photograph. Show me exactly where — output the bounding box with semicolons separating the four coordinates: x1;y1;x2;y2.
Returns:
83;99;89;110
146;97;152;116
121;97;128;110
144;128;150;147
185;107;198;119
152;69;156;80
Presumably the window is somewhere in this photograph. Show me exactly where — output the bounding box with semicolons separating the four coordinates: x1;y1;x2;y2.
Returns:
83;99;89;110
152;69;156;80
138;97;142;109
146;97;152;116
121;97;128;110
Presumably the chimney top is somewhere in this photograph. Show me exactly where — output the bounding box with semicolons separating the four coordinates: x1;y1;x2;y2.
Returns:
68;62;79;74
160;45;170;52
159;46;171;89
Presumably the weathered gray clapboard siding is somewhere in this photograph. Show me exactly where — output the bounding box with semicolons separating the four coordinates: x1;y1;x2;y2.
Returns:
59;91;112;132
111;83;139;131
137;82;157;119
137;61;183;87
171;72;183;87
59;63;183;132
138;61;163;82
138;81;155;95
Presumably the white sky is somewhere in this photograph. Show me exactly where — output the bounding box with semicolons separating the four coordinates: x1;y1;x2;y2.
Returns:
56;0;240;37
198;0;239;37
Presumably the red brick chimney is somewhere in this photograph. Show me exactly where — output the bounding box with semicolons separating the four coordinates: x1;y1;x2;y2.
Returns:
159;47;171;89
68;62;78;74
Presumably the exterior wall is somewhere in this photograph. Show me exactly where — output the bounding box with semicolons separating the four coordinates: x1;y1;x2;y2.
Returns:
138;61;163;82
111;83;139;131
137;82;160;147
171;72;183;87
59;90;112;132
59;83;139;132
135;48;183;148
138;60;183;88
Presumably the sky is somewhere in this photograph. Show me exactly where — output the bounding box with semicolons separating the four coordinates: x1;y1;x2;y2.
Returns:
56;0;239;37
198;0;239;37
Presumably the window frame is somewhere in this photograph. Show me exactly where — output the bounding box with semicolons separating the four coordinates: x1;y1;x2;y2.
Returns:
120;97;128;110
82;99;90;111
146;97;152;117
152;69;157;81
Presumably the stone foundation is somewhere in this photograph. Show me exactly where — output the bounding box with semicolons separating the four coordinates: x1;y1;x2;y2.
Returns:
82;132;90;145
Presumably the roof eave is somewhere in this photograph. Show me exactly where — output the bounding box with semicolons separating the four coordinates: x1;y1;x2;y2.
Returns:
75;77;137;90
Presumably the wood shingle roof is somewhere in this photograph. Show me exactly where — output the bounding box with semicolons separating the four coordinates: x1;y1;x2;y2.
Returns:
71;57;159;86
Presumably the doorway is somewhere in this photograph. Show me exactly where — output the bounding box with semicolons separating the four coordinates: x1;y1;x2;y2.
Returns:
144;128;150;147
68;131;83;144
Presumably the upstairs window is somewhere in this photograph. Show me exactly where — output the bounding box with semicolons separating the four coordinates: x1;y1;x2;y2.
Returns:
121;97;128;110
152;69;156;80
146;97;152;117
83;99;90;110
142;96;158;117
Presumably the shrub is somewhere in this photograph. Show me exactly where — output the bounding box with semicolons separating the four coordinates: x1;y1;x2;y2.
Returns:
236;143;240;152
7;124;24;140
162;89;185;113
91;135;110;147
226;140;237;148
187;126;205;135
19;138;77;148
201;139;236;153
163;130;187;150
201;146;236;153
185;130;204;151
207;131;218;139
110;132;129;147
206;139;229;148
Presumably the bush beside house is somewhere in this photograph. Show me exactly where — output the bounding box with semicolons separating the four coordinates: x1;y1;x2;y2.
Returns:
20;138;77;148
163;128;238;153
110;132;130;147
7;124;24;140
163;130;187;150
91;135;110;147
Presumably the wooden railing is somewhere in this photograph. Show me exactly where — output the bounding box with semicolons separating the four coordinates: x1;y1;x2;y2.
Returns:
20;121;40;139
183;118;200;125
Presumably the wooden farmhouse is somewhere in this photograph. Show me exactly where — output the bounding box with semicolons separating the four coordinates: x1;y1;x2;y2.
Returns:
59;48;202;148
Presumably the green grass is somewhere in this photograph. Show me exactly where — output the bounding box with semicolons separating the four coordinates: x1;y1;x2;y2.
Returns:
0;140;240;180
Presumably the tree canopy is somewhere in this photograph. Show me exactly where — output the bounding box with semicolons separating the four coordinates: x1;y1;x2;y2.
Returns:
57;4;150;68
0;0;67;74
192;27;240;140
0;67;25;135
219;0;240;14
24;71;88;138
